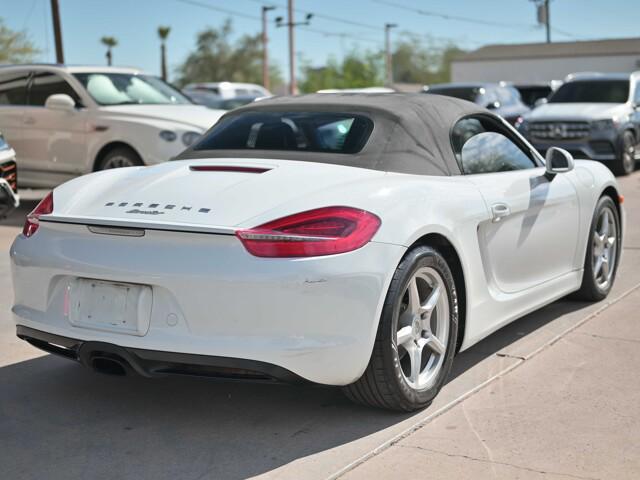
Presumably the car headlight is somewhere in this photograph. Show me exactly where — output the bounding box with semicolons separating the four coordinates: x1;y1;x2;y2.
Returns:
159;130;177;142
182;131;202;147
591;119;616;132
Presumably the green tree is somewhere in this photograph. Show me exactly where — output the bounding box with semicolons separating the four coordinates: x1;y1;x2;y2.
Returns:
176;20;282;89
158;26;171;81
392;34;466;85
101;36;118;66
299;49;384;93
0;18;38;63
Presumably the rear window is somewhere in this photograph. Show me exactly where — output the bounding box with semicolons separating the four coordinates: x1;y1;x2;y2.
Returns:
193;111;373;154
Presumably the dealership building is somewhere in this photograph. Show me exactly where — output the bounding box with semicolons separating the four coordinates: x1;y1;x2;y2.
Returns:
451;37;640;83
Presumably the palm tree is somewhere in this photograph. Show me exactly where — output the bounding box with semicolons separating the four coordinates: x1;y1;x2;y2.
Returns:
158;26;171;81
100;36;118;66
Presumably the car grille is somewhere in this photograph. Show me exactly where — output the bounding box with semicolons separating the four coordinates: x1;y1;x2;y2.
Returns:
0;159;17;193
529;121;590;140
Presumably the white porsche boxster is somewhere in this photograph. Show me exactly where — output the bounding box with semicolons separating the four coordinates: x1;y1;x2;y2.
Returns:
11;94;623;411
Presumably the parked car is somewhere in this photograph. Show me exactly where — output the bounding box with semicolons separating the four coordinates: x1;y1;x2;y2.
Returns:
423;82;530;125
184;82;270;100
186;90;259;110
13;94;622;411
0;65;225;188
0;131;19;217
517;72;640;175
512;81;561;108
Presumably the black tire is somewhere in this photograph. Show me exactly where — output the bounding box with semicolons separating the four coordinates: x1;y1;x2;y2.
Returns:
611;130;636;176
97;146;143;170
343;246;459;411
573;196;621;301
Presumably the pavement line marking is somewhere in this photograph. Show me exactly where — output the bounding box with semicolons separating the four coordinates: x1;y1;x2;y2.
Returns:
326;281;640;480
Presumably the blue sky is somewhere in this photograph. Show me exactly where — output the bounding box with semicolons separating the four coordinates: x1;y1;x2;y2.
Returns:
3;0;639;82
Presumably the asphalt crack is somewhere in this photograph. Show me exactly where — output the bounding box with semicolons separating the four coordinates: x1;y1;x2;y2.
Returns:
398;444;602;480
496;352;526;360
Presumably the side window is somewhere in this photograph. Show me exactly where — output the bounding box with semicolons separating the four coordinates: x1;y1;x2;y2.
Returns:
634;82;640;104
0;71;29;106
452;115;537;174
28;72;81;106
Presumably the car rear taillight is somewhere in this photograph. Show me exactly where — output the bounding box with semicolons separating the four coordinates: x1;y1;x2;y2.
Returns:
23;192;53;238
236;206;381;258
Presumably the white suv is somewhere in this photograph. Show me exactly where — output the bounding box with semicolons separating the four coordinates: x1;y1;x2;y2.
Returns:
0;65;225;188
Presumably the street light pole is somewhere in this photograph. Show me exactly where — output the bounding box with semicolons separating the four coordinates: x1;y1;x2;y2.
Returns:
385;23;397;87
262;6;275;91
50;0;64;63
276;1;312;95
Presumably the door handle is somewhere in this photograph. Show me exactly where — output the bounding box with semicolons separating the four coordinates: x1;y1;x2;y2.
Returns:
491;203;511;223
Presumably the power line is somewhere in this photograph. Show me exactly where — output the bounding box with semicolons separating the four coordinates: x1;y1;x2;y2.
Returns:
171;0;385;46
173;0;260;21
240;0;381;31
372;0;538;30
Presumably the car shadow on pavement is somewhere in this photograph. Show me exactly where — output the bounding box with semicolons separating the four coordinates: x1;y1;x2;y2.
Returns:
0;297;595;480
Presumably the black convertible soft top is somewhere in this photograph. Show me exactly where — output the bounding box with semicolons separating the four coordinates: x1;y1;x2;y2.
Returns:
177;93;487;176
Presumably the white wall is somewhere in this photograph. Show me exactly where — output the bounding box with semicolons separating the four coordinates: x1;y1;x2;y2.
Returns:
452;54;640;83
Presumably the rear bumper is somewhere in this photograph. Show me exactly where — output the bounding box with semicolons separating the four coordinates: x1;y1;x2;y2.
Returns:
17;325;306;383
11;221;406;386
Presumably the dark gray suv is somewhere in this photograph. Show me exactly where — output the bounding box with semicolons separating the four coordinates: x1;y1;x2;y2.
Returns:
517;72;640;176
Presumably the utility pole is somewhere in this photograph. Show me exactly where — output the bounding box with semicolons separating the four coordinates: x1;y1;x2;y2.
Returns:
544;0;551;43
50;0;64;63
385;23;397;87
262;6;276;91
276;1;312;95
532;0;551;43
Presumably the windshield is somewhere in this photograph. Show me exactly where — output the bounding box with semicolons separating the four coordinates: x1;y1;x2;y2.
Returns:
424;87;480;103
74;73;192;106
548;80;629;104
193;111;373;154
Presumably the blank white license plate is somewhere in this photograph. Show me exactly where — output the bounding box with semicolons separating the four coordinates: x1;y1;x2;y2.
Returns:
66;278;152;336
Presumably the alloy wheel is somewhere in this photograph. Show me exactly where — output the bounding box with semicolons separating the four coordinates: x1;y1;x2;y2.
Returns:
102;154;137;169
592;206;618;290
623;134;635;173
395;266;449;391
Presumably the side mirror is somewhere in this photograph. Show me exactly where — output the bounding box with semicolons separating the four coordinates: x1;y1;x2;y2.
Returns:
45;93;76;111
545;147;574;175
485;101;500;110
534;97;548;108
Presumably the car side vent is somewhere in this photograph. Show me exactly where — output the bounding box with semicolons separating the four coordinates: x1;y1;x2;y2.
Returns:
189;165;271;173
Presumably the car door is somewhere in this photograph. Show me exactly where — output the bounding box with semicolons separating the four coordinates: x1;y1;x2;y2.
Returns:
452;115;580;293
0;70;30;164
22;71;88;181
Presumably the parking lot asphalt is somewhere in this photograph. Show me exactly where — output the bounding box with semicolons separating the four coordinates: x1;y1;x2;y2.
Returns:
1;171;639;480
